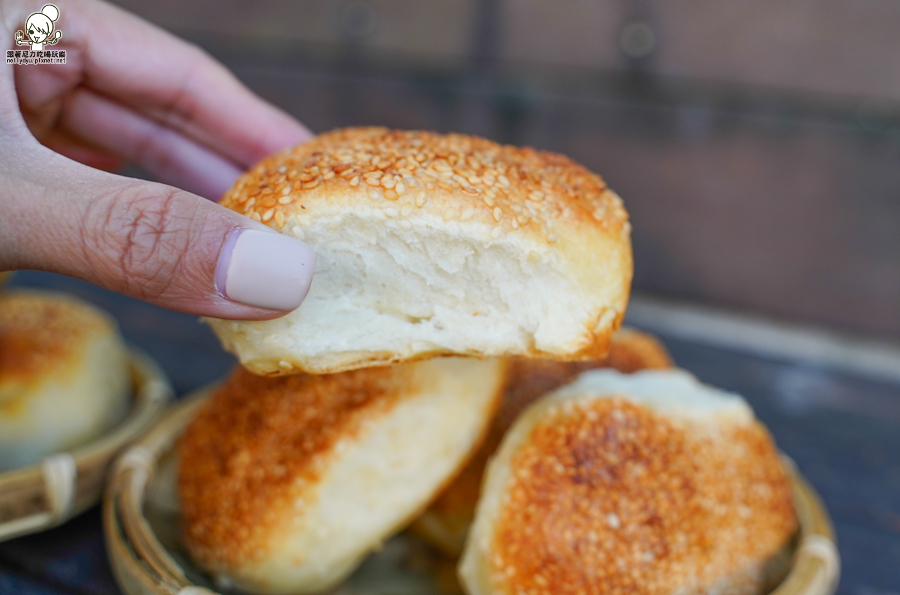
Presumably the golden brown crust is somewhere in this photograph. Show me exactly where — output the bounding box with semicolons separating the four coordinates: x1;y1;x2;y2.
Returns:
418;329;673;556
179;366;410;570
488;398;796;595
221;127;629;245
0;290;113;393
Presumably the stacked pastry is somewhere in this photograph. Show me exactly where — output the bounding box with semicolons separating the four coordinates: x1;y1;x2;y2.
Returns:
179;128;797;595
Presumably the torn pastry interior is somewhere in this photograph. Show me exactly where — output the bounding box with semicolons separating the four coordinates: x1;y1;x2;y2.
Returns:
206;127;632;375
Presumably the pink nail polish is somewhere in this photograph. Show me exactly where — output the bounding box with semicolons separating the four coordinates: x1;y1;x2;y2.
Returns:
215;228;316;311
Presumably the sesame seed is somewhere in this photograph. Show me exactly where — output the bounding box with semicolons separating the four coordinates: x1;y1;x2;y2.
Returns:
493;207;502;221
512;219;520;229
262;197;276;208
278;196;292;205
416;192;427;207
368;188;381;200
250;212;261;222
365;177;380;187
385;208;398;218
291;226;304;240
395;182;406;195
548;233;559;243
401;204;413;217
274;211;285;227
262;208;274;222
444;208;457;221
349;176;360;186
461;208;475;221
381;178;396;189
498;175;511;187
385;189;399;200
277;166;287;173
607;513;621;529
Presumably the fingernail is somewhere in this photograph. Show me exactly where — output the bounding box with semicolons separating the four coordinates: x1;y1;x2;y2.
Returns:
215;228;316;311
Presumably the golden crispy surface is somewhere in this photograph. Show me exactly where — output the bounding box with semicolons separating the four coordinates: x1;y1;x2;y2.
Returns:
220;127;629;244
490;398;796;595
0;291;112;397
179;366;412;570
419;329;673;555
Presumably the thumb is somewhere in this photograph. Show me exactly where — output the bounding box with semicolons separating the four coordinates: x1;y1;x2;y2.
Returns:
0;151;315;320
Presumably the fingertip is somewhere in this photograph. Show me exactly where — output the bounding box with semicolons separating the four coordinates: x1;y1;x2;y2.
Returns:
214;227;316;313
195;299;301;322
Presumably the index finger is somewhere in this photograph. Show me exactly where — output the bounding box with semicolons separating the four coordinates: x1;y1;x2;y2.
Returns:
23;0;313;168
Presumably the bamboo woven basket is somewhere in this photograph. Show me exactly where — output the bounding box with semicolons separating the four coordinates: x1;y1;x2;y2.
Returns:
0;347;172;542
105;386;841;595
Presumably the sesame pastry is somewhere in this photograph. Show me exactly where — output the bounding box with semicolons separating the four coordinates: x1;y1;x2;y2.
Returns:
459;369;797;595
413;327;674;557
180;357;507;595
0;290;130;471
206;127;632;375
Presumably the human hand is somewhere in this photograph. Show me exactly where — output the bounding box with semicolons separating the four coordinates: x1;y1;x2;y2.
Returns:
0;0;316;319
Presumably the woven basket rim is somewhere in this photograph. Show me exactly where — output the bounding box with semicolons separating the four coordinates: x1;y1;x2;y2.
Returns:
104;385;841;595
0;346;173;542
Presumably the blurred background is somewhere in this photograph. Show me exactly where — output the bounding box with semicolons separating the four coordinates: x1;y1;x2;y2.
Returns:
4;4;900;595
108;0;900;341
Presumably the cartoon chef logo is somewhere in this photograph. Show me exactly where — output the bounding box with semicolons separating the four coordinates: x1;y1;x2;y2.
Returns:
15;4;62;51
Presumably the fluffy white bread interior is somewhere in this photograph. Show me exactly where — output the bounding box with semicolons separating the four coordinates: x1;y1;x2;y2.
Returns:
460;369;797;595
206;128;632;375
0;290;130;471
179;357;506;595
